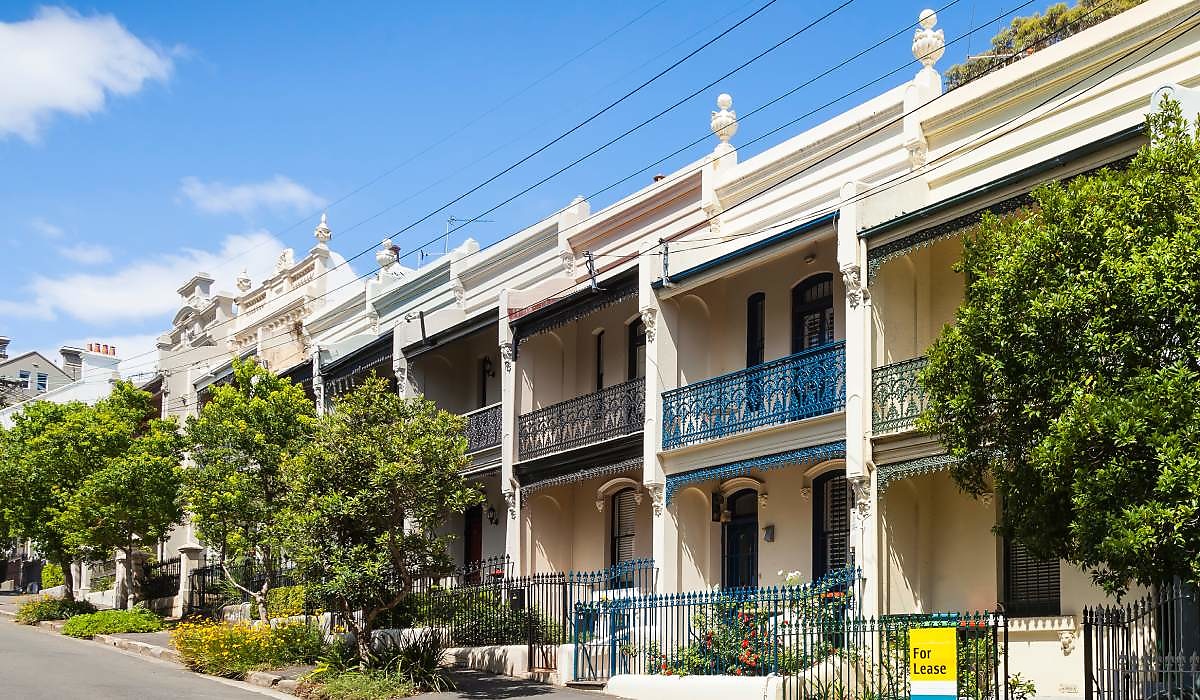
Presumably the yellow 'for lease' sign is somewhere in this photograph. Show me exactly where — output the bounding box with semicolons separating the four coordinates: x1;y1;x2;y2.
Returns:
909;627;957;682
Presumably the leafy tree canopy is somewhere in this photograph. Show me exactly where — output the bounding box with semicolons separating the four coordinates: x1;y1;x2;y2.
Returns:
944;0;1145;88
0;381;157;598
184;357;315;617
920;102;1200;592
284;375;481;665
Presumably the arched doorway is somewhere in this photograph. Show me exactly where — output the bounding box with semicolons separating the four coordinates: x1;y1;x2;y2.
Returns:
722;489;759;588
812;470;851;578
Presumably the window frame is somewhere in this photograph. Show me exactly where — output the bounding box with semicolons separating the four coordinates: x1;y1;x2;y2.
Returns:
746;292;766;367
627;319;646;381
610;487;638;568
1003;537;1061;617
791;273;835;354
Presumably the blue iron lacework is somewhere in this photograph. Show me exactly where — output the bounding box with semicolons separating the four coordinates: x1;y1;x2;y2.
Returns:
664;440;846;504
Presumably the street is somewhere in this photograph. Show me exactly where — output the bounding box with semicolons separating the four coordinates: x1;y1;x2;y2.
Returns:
0;620;272;700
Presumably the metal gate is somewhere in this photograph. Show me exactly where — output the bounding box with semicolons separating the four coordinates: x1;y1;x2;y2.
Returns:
1084;580;1200;700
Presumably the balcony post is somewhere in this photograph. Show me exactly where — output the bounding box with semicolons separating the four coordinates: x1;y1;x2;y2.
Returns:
498;290;523;574
640;239;675;594
838;180;879;617
392;332;415;398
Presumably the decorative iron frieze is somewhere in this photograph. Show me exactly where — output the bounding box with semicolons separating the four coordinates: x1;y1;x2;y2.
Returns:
661;342;845;450
871;355;929;435
876;453;960;494
464;403;502;454
511;271;638;349
518;377;645;461
664;440;846;504
519;456;642;505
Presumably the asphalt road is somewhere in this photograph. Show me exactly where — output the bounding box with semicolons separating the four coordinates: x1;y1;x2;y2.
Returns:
0;620;272;700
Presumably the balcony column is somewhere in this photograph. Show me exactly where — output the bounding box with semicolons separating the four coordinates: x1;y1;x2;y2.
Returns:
838;180;879;616
497;291;522;573
310;344;326;416
640;239;676;593
392;332;415;398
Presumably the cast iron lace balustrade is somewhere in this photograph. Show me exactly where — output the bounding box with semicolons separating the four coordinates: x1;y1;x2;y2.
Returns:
518;377;645;461
464;402;502;453
871;355;928;435
661;341;846;450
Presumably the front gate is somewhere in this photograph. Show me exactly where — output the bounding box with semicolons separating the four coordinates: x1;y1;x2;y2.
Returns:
1084;580;1200;700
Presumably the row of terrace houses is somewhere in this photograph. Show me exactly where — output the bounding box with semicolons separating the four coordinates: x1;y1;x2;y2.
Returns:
147;2;1200;695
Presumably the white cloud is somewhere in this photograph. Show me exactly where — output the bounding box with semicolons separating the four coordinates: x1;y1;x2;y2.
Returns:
0;231;285;324
57;241;113;265
180;175;327;216
0;7;175;142
31;217;64;239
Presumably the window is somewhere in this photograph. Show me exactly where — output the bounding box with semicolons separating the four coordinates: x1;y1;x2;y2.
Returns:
812;470;851;579
610;488;638;568
746;293;765;367
478;358;492;408
595;331;605;390
18;370;30;388
722;489;759;588
1004;538;1061;617
627;320;646;380
792;273;835;353
36;373;48;392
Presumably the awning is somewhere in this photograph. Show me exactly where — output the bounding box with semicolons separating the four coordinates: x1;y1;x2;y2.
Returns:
510;269;638;349
664;440;845;504
520;456;642;505
877;453;960;494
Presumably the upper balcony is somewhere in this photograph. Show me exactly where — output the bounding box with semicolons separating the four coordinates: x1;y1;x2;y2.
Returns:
871;355;928;436
518;377;645;461
464;402;502;454
662;341;845;450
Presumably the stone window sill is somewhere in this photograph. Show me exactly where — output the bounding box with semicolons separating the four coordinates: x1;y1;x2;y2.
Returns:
1008;615;1077;633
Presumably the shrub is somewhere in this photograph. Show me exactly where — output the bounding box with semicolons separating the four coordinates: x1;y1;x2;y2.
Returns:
15;597;97;624
40;563;65;589
249;584;310;619
171;619;324;678
61;607;164;638
297;670;415;700
374;629;453;692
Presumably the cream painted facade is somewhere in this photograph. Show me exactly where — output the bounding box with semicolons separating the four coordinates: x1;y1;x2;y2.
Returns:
131;1;1200;693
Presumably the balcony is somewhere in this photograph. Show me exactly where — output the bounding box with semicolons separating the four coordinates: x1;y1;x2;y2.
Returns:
662;341;846;450
518;378;645;461
871;356;928;435
464;403;502;454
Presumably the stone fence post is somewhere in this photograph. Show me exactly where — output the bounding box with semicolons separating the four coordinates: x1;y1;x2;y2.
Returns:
176;544;203;618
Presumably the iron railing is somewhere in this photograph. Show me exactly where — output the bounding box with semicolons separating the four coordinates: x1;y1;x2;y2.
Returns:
872;356;929;435
91;560;117;591
464;403;502;453
662;342;845;449
186;558;297;617
518;378;645;460
141;557;181;600
1084;580;1200;700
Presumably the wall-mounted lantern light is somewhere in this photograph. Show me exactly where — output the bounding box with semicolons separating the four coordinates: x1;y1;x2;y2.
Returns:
486;504;498;526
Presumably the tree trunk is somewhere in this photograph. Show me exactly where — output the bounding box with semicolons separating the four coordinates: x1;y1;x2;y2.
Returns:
343;602;371;669
58;557;74;602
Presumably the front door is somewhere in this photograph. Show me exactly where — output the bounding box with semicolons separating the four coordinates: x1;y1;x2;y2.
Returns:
463;505;482;584
812;471;850;579
722;489;759;588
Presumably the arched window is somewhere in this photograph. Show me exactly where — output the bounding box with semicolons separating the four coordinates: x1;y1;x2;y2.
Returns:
722;489;759;588
595;330;605;390
746;292;765;367
792;273;834;353
610;488;638;567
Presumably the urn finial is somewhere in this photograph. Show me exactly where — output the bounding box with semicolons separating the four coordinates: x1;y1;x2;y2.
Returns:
710;93;738;149
314;211;332;244
913;9;945;70
236;268;252;293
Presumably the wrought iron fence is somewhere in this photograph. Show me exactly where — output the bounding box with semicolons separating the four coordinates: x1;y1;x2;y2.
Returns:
872;356;929;435
186;558;297;617
1084;580;1200;700
662;342;845;449
518;378;645;460
464;403;502;453
141;557;181;600
91;560;117;591
572;572;1005;700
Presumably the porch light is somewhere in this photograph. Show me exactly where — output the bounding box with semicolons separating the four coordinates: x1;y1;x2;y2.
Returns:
486;505;498;526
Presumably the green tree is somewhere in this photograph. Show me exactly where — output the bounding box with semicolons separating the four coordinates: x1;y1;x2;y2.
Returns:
184;358;315;620
284;375;481;666
0;385;151;600
920;101;1200;592
56;395;184;609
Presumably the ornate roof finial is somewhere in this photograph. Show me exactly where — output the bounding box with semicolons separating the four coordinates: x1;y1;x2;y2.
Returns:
710;93;738;158
913;9;944;71
376;238;398;269
236;268;252;293
314;211;332;244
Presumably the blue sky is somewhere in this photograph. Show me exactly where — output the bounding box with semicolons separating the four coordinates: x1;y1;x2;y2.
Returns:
0;0;1024;375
